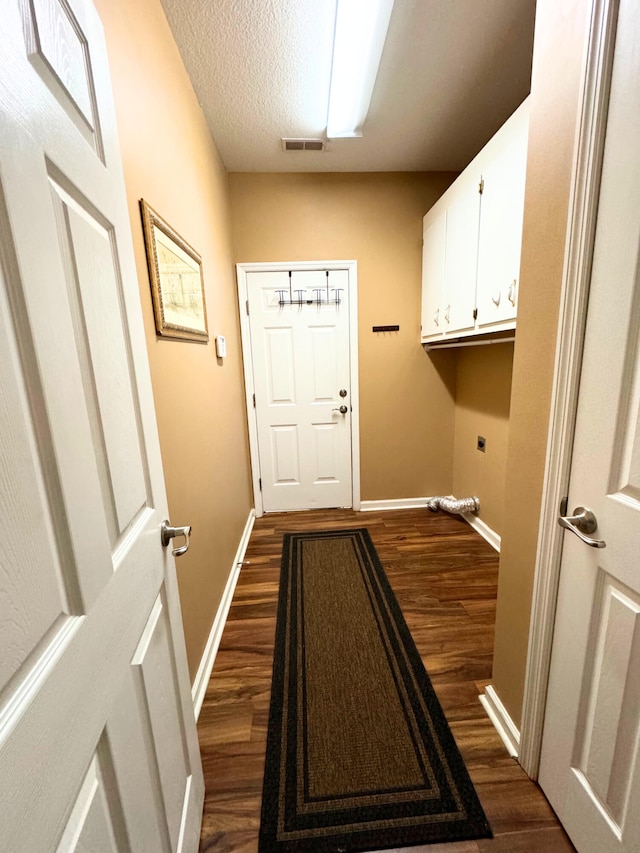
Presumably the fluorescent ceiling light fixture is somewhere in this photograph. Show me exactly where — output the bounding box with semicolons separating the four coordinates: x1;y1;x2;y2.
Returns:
326;0;395;138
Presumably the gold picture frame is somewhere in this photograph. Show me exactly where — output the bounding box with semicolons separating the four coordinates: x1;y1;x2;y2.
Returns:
140;199;209;342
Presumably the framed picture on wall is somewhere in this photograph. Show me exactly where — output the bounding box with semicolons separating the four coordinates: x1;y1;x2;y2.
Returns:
140;199;209;342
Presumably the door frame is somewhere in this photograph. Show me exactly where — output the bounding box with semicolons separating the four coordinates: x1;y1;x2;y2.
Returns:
518;0;618;778
236;260;361;517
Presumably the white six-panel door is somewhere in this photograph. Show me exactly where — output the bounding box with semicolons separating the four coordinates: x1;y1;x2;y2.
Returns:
246;269;354;512
0;1;203;850
539;3;640;851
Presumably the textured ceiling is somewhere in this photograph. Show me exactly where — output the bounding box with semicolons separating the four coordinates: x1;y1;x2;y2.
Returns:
160;0;536;173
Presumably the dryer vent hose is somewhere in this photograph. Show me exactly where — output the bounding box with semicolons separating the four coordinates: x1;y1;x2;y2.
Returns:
427;496;480;515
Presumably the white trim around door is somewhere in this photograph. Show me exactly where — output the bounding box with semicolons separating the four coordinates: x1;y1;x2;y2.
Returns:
236;261;361;517
518;0;618;779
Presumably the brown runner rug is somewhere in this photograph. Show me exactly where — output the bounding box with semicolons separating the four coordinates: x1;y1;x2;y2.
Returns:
259;528;491;852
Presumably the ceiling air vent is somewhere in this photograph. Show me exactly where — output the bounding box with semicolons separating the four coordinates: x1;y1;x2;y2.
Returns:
282;138;326;152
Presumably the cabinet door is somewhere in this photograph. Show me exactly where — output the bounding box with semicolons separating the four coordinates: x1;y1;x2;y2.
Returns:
476;104;529;330
443;175;480;336
421;212;446;341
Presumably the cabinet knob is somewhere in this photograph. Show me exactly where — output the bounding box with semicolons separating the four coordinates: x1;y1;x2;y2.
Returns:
508;280;517;306
433;308;440;326
444;304;451;323
492;291;501;307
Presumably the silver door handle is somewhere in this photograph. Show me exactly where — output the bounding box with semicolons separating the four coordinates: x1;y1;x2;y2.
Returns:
558;506;606;548
332;405;348;414
161;520;192;557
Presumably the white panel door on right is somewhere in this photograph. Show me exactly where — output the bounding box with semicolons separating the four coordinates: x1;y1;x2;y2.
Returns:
539;4;640;852
247;269;353;512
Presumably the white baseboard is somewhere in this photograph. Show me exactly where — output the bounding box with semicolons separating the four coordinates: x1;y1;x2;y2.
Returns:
479;684;520;758
191;508;255;720
462;512;501;552
359;497;431;512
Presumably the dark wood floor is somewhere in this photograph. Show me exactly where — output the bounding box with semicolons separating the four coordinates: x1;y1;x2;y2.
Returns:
198;508;575;853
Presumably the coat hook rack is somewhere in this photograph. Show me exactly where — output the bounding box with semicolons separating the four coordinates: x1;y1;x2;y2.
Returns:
277;271;343;307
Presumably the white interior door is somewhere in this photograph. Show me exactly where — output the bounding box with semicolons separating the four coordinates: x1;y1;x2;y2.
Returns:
539;3;640;852
247;269;353;512
0;1;203;850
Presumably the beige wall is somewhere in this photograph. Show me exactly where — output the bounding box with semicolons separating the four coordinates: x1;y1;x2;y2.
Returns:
228;172;458;501
453;344;514;535
96;0;253;680
492;0;591;725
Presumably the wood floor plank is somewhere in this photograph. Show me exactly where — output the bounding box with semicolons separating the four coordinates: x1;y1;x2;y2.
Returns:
477;827;576;852
197;705;254;746
198;508;575;853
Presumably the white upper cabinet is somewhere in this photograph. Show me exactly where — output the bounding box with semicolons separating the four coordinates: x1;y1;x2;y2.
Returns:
420;213;446;339
421;99;529;344
443;170;481;336
476;103;529;330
